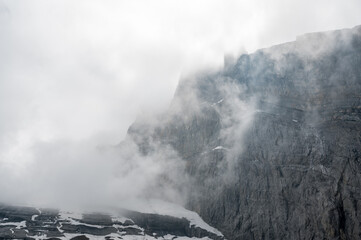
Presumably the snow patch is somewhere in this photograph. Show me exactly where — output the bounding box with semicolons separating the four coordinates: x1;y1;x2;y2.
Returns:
111;215;132;224
0;220;26;229
119;199;223;237
36;208;42;214
212;146;227;151
58;211;105;229
211;98;224;107
32;234;50;240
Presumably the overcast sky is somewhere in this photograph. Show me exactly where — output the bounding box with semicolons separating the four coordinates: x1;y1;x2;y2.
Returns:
0;0;361;205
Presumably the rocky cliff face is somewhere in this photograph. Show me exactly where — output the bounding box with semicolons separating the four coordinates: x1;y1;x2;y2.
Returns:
127;25;361;239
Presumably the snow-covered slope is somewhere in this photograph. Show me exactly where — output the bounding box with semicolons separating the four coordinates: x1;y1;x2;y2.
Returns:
0;200;224;240
115;199;223;237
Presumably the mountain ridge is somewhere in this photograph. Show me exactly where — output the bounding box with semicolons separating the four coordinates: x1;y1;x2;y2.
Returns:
127;24;361;239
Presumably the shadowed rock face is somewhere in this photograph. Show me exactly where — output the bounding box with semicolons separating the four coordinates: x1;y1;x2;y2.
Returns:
127;25;361;239
0;204;223;239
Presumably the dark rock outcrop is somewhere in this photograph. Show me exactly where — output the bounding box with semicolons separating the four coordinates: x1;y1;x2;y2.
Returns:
127;25;361;239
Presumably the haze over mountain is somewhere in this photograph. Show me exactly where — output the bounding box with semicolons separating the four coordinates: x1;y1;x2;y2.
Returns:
1;1;361;240
1;0;361;208
1;24;360;240
122;24;361;239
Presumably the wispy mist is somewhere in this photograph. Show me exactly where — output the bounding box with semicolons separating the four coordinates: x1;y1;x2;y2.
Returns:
0;0;360;207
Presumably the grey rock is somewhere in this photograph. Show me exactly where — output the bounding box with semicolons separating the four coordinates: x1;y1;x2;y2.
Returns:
127;25;361;239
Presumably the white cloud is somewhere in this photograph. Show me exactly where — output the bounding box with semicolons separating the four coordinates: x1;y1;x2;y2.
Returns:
0;0;360;206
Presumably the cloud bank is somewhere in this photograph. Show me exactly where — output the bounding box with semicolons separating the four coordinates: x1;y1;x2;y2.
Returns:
0;0;361;207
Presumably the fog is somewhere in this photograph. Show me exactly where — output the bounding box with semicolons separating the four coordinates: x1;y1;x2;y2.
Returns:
0;0;361;207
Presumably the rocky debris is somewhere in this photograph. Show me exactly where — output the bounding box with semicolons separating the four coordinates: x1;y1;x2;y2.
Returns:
127;25;361;239
0;204;224;239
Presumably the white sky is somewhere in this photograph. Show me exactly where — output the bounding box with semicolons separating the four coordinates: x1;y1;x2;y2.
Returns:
0;0;360;205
